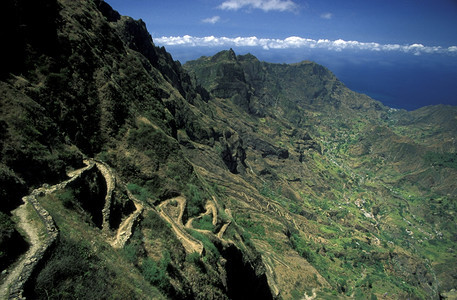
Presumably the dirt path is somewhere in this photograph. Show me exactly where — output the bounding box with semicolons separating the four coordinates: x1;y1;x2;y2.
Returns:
110;200;143;249
206;201;218;226
217;221;231;239
185;200;218;228
0;202;43;299
174;196;186;226
217;208;232;239
0;160;93;299
156;194;234;254
158;197;204;255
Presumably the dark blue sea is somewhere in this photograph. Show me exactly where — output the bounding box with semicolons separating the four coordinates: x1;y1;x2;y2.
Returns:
315;51;457;110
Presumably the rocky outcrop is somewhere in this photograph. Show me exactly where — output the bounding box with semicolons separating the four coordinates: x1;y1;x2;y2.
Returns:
245;137;289;160
441;289;457;299
184;49;255;113
220;130;247;174
109;7;195;101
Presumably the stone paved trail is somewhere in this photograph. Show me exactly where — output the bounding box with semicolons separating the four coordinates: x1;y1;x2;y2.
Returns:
0;157;236;298
0;161;92;299
0;202;42;299
110;193;143;249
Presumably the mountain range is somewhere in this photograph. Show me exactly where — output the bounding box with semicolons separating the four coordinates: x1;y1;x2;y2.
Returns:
0;0;456;299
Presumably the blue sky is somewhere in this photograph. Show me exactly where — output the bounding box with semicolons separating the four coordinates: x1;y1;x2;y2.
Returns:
105;0;457;110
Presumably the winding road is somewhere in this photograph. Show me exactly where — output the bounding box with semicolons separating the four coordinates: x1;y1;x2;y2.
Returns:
0;157;235;298
157;195;233;255
157;196;204;255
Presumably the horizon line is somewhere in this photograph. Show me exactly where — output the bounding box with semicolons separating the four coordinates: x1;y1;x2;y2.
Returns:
154;35;457;56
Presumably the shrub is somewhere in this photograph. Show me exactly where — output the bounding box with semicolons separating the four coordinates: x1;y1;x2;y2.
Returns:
185;184;205;218
0;211;14;237
424;152;457;169
127;183;151;202
123;243;138;264
127;124;178;160
141;253;171;292
186;252;200;264
193;215;214;231
57;189;75;208
33;238;115;299
188;230;220;259
236;216;265;237
290;234;314;262
141;210;171;239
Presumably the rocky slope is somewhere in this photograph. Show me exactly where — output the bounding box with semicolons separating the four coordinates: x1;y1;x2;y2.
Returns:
0;0;456;299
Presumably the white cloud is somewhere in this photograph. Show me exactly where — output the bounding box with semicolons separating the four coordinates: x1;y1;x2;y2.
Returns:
219;0;298;12
320;12;333;19
154;35;457;56
202;16;221;24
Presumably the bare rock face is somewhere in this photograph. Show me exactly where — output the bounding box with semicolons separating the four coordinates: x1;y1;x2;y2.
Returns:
220;130;247;174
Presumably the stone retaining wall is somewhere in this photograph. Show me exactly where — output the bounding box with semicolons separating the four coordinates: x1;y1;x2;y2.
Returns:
7;194;59;300
7;161;94;299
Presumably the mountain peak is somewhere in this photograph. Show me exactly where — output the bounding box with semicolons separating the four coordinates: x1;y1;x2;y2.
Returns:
211;48;237;62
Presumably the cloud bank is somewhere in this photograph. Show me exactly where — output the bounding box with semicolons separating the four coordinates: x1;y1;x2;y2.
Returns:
202;16;221;24
155;35;457;55
218;0;298;12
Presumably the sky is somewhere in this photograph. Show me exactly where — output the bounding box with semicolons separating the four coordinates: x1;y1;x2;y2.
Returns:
106;0;457;110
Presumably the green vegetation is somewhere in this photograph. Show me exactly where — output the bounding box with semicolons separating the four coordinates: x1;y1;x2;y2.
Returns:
424;152;457;169
186;252;201;265
33;237;117;299
0;211;14;241
235;215;266;237
127;125;178;162
290;233;314;262
141;252;172;292
188;229;220;261
57;189;76;209
122;243;138;264
184;183;206;218
193;215;215;231
141;210;171;237
127;183;152;202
